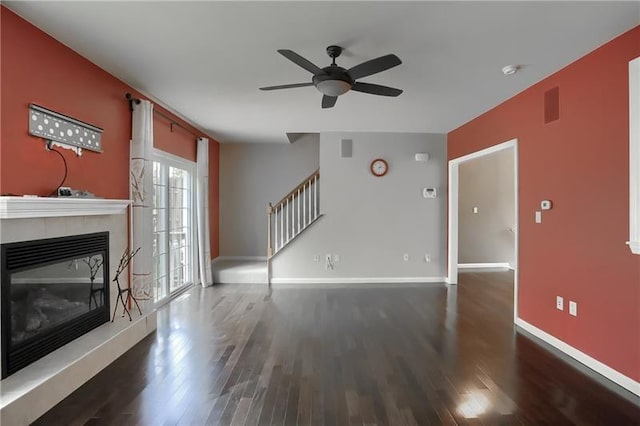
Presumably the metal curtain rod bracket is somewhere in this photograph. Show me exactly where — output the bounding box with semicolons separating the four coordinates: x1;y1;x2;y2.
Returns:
125;93;141;111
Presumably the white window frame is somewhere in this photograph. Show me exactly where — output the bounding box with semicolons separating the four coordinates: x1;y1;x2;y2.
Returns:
629;57;639;255
151;148;198;305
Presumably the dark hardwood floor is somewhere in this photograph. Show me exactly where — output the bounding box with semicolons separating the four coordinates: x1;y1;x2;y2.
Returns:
34;271;640;425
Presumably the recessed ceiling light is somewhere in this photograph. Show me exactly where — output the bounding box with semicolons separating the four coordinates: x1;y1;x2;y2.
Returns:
502;65;520;76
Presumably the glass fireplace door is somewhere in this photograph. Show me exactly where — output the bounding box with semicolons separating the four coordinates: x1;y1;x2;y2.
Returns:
1;232;109;378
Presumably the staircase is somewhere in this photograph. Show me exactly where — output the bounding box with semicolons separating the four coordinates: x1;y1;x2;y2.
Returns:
212;170;321;285
267;169;321;283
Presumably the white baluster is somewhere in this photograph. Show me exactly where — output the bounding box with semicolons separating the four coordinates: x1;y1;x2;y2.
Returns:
297;189;301;233
307;181;311;226
274;207;278;252
303;182;306;228
314;175;318;219
290;194;295;239
280;204;283;249
284;198;289;244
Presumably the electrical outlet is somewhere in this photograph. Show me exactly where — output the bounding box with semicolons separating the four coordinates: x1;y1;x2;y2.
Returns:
535;211;542;224
313;255;320;262
403;253;409;261
334;254;340;262
425;254;431;263
556;296;564;311
325;254;333;270
569;301;577;316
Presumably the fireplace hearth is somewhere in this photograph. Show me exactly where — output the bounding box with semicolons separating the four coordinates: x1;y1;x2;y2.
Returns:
1;232;110;378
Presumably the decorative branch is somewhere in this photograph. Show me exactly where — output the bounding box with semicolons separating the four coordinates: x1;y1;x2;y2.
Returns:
130;166;145;204
111;247;143;322
114;246;140;281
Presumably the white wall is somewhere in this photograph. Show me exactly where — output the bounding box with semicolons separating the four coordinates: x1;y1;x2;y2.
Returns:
219;134;319;257
271;132;447;281
458;148;515;266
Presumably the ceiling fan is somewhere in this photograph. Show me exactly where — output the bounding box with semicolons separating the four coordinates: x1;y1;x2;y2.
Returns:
260;45;403;109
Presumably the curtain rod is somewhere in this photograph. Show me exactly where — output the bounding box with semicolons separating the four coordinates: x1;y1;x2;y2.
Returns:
125;93;199;139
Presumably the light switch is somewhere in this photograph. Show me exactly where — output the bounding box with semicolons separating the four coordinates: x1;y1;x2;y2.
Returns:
535;211;542;223
473;206;479;214
569;301;577;316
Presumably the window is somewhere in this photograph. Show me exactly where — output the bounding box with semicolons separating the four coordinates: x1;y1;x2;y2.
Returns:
152;152;196;302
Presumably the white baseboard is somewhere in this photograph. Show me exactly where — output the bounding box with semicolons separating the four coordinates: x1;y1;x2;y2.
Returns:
516;318;640;397
271;276;446;286
212;256;267;264
458;262;511;269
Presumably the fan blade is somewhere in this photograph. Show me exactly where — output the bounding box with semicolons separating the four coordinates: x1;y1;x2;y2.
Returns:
278;50;325;75
322;95;338;109
260;82;314;91
352;82;403;97
347;54;402;80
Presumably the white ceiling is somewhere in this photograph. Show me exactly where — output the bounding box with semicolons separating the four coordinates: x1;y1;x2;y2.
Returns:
5;1;639;144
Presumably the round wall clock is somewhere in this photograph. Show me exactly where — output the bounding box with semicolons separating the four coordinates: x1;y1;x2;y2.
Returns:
370;158;388;177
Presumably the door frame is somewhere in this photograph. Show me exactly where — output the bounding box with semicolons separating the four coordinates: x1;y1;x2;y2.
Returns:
151;148;198;307
447;138;519;322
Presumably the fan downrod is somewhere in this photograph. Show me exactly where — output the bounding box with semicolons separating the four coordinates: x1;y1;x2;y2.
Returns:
326;45;343;65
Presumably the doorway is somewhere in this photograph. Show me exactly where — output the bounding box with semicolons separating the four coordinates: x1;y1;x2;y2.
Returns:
448;139;519;322
151;151;197;305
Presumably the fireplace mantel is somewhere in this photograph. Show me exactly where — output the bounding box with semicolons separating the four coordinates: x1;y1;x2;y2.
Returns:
0;196;154;425
0;196;130;219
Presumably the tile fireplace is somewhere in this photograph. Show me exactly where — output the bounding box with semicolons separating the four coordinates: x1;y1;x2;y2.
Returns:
0;196;156;425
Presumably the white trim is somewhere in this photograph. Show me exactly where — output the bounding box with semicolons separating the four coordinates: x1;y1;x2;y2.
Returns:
629;57;639;255
271;276;446;285
452;140;517;164
448;139;519;323
212;256;268;263
150;152;197;305
0;197;129;219
458;263;511;269
516;318;640;397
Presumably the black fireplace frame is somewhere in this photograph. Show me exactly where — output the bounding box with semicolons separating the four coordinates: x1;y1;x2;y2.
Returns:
1;232;110;378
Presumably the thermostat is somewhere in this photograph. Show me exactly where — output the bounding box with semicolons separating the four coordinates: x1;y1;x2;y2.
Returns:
423;188;437;198
541;200;552;210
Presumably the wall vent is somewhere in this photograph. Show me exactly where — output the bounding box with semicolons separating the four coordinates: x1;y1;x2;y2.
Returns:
340;139;353;158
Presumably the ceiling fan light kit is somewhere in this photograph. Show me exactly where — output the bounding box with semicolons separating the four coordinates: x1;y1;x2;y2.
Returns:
260;45;403;109
316;80;352;97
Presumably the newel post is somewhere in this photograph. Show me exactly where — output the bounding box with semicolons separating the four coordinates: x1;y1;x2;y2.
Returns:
267;203;274;257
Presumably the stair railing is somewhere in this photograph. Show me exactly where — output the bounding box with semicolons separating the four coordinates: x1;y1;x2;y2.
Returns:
267;169;320;262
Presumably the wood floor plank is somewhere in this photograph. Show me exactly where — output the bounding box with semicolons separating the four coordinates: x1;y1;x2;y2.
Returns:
33;273;640;425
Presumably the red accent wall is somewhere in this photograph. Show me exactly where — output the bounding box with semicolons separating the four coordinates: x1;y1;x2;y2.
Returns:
0;7;219;257
448;26;640;381
153;112;197;162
